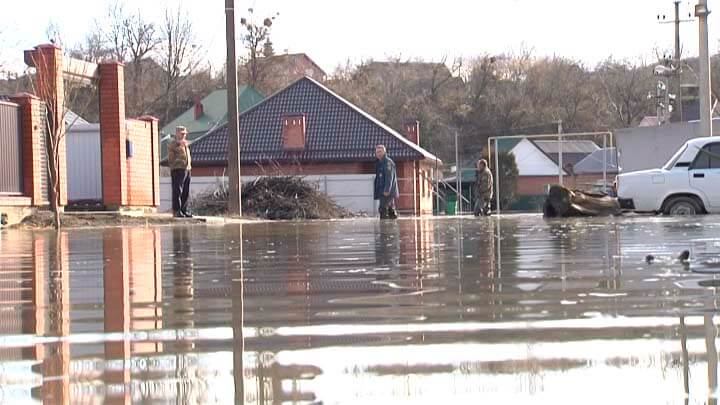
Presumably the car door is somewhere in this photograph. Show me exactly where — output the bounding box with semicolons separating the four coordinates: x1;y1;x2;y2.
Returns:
689;142;720;209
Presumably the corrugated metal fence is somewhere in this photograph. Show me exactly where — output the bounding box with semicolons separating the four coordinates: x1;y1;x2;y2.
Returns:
0;101;23;195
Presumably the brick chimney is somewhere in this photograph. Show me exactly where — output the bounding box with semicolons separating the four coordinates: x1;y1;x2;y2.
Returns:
282;114;306;151
403;120;420;145
193;97;203;120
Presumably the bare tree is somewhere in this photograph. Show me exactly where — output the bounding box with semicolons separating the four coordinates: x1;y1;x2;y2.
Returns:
99;1;129;62
124;12;161;116
159;5;200;122
27;50;96;229
429;55;462;99
239;8;279;89
597;59;654;128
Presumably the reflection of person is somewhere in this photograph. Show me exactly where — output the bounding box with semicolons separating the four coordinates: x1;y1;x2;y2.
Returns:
375;221;400;266
168;126;193;218
473;159;493;216
374;145;399;219
172;226;195;350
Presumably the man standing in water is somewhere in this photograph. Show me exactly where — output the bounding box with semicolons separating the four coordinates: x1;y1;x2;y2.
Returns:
168;126;193;218
374;145;399;219
473;159;493;216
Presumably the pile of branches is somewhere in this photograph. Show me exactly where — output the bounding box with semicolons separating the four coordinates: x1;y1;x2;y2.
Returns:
191;176;350;219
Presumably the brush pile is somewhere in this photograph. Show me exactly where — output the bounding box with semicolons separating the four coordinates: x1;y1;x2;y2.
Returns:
191;176;350;219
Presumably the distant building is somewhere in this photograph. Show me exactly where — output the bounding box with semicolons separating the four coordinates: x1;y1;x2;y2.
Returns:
159;87;264;159
241;53;327;94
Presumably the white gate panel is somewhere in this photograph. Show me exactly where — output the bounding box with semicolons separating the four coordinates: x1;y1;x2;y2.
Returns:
67;125;102;202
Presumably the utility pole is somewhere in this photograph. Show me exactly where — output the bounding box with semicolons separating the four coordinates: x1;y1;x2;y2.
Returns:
557;120;563;186
226;0;242;214
675;1;684;121
696;0;712;136
454;130;460;214
660;1;693;121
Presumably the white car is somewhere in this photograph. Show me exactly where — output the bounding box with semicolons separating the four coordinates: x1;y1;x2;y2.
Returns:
616;136;720;215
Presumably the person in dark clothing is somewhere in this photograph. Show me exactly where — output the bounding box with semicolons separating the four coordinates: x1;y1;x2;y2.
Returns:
168;126;193;218
374;145;399;219
473;159;494;216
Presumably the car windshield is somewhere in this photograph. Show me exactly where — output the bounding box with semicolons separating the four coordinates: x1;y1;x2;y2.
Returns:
663;143;689;170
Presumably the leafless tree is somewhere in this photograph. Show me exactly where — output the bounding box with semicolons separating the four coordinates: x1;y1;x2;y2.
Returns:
159;5;200;122
240;8;279;89
429;55;462;99
124;12;161;116
597;59;654;128
27;50;96;229
98;1;129;62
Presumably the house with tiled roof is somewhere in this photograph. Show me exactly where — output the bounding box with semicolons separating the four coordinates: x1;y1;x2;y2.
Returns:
161;76;441;215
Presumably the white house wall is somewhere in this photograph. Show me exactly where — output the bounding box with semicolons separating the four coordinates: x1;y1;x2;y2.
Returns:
510;139;562;176
160;174;376;214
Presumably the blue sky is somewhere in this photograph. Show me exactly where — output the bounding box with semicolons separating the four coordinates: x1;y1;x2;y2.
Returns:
1;0;718;74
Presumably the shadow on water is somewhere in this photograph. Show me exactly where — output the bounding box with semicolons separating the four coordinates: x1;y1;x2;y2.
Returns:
3;215;720;402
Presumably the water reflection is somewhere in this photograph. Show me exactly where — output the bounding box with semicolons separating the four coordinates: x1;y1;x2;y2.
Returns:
3;216;720;403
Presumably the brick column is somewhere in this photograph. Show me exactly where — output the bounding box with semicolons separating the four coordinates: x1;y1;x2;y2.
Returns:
99;62;127;208
10;93;45;205
138;116;160;208
24;44;67;207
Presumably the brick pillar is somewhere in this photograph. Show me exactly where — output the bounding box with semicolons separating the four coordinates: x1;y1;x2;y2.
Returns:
396;161;418;215
139;116;160;208
10;93;45;205
24;44;67;207
99;62;127;208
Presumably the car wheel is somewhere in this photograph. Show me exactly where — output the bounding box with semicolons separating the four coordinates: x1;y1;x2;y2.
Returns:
663;196;703;216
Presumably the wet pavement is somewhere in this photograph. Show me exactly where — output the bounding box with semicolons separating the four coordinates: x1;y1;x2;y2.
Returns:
3;215;720;403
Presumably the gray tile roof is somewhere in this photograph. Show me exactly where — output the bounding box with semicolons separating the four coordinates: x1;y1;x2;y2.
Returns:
188;77;441;166
573;147;619;174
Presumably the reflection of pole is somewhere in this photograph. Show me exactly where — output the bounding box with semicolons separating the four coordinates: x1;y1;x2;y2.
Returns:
680;316;690;397
226;0;242;214
455;131;460;214
705;314;718;401
696;0;713;137
233;224;245;404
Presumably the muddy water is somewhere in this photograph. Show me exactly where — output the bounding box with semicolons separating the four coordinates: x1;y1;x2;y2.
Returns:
2;215;720;403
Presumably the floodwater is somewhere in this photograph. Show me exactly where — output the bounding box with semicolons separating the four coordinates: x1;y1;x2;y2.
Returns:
3;216;720;404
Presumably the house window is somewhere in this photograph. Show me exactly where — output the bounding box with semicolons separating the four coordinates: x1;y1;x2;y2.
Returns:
282;114;306;151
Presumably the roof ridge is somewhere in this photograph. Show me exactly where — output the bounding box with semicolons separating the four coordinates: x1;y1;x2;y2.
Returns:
525;138;570;175
300;76;441;162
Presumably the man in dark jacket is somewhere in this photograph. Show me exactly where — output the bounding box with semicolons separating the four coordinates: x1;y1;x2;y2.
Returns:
374;145;399;219
168;126;193;218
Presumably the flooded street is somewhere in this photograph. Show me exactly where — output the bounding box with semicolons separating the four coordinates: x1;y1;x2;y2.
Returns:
3;215;720;403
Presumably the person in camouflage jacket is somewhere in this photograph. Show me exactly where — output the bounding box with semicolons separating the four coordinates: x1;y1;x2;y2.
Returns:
473;159;493;216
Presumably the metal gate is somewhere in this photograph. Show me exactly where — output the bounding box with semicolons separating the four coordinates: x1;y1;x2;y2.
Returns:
0;100;23;195
66;124;102;202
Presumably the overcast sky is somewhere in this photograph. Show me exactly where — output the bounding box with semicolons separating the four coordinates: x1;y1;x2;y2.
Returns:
1;0;719;74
